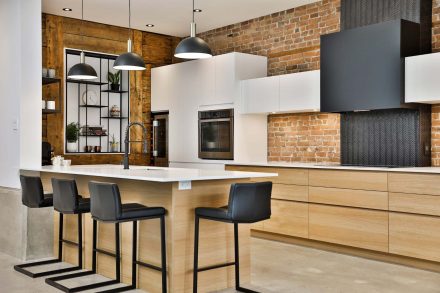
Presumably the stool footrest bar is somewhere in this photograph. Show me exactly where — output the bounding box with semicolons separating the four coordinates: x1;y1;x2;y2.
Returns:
96;284;136;293
46;273;120;293
95;248;117;258
60;239;79;246
134;260;163;272
198;261;235;272
236;286;260;293
14;260;79;278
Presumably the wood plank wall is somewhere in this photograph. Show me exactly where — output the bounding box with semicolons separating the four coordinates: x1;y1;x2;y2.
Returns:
42;14;181;165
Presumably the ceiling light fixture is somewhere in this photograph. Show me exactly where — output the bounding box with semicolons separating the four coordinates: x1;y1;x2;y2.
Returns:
63;8;72;11
67;0;98;80
146;24;155;27
114;0;146;71
174;0;212;59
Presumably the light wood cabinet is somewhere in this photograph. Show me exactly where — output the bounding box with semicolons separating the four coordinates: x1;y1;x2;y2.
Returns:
389;192;440;216
226;166;308;186
389;173;440;195
264;200;308;238
309;170;388;191
389;213;440;262
309;204;389;252
309;187;388;210
272;184;308;202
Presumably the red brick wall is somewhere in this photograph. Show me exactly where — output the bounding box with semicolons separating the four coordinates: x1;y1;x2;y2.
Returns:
201;0;440;165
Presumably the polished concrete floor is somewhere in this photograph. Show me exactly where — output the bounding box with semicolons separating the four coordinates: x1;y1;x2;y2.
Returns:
2;238;440;292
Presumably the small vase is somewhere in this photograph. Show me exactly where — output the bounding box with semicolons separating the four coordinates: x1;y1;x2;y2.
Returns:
110;84;120;91
110;143;119;153
66;142;77;153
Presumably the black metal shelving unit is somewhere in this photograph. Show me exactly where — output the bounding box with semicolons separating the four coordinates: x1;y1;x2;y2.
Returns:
65;49;130;154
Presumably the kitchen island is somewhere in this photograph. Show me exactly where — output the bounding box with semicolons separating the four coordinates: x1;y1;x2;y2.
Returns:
20;165;277;293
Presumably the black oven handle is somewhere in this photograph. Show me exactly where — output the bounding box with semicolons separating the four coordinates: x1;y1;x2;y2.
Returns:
199;118;232;123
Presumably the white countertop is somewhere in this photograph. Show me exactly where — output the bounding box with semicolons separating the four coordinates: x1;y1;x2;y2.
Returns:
228;162;440;174
21;165;277;183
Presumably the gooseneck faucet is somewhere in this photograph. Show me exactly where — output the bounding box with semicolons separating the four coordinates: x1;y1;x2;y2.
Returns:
123;122;148;169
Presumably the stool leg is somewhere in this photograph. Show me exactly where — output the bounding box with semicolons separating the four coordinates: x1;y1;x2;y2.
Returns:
78;213;83;268
132;220;137;288
234;223;240;290
92;219;97;273
160;215;167;293
58;212;64;260
193;215;200;293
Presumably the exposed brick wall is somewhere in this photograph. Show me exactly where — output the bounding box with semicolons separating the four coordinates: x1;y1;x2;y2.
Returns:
202;0;440;165
268;113;340;163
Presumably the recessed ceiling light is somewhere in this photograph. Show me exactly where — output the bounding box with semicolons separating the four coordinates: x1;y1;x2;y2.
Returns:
146;24;154;27
62;8;72;11
194;9;202;12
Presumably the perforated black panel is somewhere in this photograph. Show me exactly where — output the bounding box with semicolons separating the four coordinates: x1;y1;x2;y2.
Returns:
341;107;431;167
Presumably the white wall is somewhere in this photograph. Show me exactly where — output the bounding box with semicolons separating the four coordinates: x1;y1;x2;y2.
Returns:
0;0;42;188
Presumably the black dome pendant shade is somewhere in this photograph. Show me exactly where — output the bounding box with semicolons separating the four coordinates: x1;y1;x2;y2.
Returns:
68;51;98;80
113;0;145;71
114;39;146;70
174;0;212;60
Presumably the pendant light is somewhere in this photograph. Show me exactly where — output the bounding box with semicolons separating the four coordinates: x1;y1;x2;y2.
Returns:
67;0;98;80
114;0;146;70
174;0;212;59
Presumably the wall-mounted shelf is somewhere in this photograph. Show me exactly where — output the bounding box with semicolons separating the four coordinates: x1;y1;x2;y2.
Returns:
79;134;108;137
66;78;107;86
102;89;129;93
79;105;108;108
42;109;60;114
43;77;61;85
101;117;128;120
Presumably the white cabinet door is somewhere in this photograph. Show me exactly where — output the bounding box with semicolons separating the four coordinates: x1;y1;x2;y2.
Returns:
151;65;172;112
241;76;279;114
279;70;320;112
406;53;440;104
214;54;236;105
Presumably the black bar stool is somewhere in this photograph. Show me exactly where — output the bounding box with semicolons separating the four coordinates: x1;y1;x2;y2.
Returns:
193;181;273;293
48;181;168;293
14;175;87;278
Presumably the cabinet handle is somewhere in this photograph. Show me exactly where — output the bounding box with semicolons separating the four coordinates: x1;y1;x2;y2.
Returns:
153;120;158;157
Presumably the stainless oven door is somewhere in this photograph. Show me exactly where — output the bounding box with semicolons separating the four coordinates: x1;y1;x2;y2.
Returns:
198;118;234;160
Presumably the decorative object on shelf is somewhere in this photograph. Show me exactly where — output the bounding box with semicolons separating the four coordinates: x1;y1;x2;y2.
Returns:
46;100;56;110
113;0;146;71
52;155;64;167
42;100;46;109
42;68;48;77
94;146;102;153
174;0;212;59
107;70;121;91
110;105;121;117
66;122;80;152
110;134;119;152
81;90;98;105
48;68;56;78
84;145;93;153
67;0;98;80
80;125;107;136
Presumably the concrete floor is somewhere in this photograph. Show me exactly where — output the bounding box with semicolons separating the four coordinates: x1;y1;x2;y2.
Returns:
2;238;440;292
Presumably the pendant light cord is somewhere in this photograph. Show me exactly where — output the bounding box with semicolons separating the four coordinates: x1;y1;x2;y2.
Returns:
129;0;131;35
192;0;195;22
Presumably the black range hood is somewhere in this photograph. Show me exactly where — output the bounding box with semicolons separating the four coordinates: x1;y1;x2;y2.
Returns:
320;19;420;113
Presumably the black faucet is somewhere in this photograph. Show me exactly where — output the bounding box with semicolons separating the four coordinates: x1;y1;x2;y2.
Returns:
123;122;148;169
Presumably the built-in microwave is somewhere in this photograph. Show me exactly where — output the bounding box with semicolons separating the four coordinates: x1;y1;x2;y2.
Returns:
198;109;234;160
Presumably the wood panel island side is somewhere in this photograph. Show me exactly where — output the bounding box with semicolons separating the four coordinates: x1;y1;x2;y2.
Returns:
20;165;277;293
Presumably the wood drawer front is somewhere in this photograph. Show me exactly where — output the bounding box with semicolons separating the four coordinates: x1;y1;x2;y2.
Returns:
389;213;440;262
264;200;308;238
309;204;389;252
272;184;308;202
226;166;308;185
309;187;388;210
309;170;388;191
389;173;440;195
389;193;440;216
251;221;264;231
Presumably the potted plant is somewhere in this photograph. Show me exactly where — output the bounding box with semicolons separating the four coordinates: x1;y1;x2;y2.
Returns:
109;134;119;152
66;122;80;152
108;70;121;91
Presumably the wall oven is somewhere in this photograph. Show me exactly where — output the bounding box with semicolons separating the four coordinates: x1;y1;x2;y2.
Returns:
198;109;234;160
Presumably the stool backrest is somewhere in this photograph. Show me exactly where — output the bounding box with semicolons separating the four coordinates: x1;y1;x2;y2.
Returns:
20;175;45;208
88;181;122;221
228;181;272;223
52;178;79;213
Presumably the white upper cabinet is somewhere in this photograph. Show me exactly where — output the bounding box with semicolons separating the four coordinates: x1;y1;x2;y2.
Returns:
151;65;172;112
406;52;440;104
241;76;279;114
279;70;320;112
240;70;320;114
213;53;237;105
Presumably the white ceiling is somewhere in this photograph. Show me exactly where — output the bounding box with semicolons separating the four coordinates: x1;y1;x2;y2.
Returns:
42;0;318;37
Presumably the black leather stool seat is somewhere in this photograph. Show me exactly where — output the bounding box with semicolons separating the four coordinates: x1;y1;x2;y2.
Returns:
41;193;54;207
77;197;91;213
195;206;229;222
119;203;165;222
